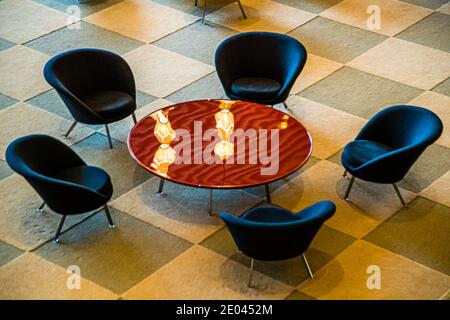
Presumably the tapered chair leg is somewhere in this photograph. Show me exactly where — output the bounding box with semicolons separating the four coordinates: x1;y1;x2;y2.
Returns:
104;205;115;228
208;189;213;216
393;183;407;207
104;124;113;149
53;215;66;244
301;253;314;279
132;112;137;124
282;101;289;109
248;258;254;287
37;201;46;213
343;170;348;179
265;184;271;203
202;0;207;24
65;121;78;138
344;176;355;200
237;0;247;19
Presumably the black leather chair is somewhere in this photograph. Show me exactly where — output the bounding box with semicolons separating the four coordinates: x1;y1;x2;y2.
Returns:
215;32;307;109
44;48;137;149
6;134;115;243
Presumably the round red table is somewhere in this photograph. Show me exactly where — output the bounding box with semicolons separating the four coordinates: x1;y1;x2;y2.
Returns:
128;100;312;214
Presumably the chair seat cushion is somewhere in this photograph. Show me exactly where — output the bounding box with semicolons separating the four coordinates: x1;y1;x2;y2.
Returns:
82;90;135;120
231;77;281;100
54;165;112;198
342;140;394;169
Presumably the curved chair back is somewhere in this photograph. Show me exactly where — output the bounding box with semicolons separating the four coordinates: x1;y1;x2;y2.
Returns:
5;135;107;214
44;48;136;124
352;105;443;182
220;201;335;261
215;32;307;104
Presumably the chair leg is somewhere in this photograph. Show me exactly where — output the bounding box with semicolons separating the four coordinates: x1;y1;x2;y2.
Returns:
37;201;45;213
194;0;198;6
53;215;66;244
132;112;137;124
301;253;314;279
208;189;213;216
104;124;113;149
65;121;78;138
343;170;348;179
104;205;115;228
393;183;407;207
248;258;254;287
344;176;355;200
282;101;289;109
202;1;208;24
237;0;247;19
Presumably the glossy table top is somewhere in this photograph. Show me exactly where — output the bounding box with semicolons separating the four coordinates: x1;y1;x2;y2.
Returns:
128;100;312;189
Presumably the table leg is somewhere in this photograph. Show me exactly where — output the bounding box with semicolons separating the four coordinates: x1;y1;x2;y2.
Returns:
265;184;271;203
208;189;213;216
157;178;165;195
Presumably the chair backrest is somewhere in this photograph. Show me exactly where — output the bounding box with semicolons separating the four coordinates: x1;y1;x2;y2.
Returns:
215;32;307;99
220;201;335;261
5;135;105;214
357;105;443;151
44;48;135;123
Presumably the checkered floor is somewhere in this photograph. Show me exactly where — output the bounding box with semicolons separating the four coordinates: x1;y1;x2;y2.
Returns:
0;0;449;300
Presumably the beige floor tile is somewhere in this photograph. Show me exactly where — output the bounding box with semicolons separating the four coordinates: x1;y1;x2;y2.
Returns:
286;96;366;159
111;178;262;244
0;103;94;159
291;54;343;94
124;44;214;97
98;99;173;143
0;46;51;101
299;240;450;300
206;0;316;33
84;0;198;43
409;91;450;148
0;0;68;44
348;38;450;90
122;245;293;300
320;0;432;36
438;3;450;15
0;175;93;251
420;170;450;208
272;160;416;238
0;253;117;300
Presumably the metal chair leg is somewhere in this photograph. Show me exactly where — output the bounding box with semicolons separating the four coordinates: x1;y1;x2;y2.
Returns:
393;183;407;207
202;0;207;24
237;0;247;19
104;124;113;149
132;112;137;124
265;184;271;203
157;178;165;195
65;121;78;138
282;101;289;109
344;176;355;200
53;215;66;244
208;189;213;216
104;205;115;228
248;258;254;287
37;202;46;213
194;0;198;6
301;253;314;279
343;170;348;179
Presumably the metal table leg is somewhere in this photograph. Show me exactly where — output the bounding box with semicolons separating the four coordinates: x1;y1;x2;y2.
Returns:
265;184;271;203
208;189;213;216
157;178;165;196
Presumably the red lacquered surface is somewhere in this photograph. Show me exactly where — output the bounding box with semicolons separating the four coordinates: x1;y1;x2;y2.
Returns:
128;100;312;189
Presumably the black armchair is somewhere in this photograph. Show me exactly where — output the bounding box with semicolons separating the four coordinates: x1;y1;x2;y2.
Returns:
44;48;137;149
215;32;307;108
6;134;115;243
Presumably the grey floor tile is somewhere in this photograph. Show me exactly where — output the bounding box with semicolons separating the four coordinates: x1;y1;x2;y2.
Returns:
299;67;423;119
0;37;15;52
26;21;144;56
0;159;13;181
154;20;237;65
0;240;23;267
399;0;449;10
33;0;125;18
285;290;315;300
364;197;450;275
289;17;387;63
433;77;450;97
397;13;450;53
34;207;192;294
152;0;226;17
0;93;17;111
